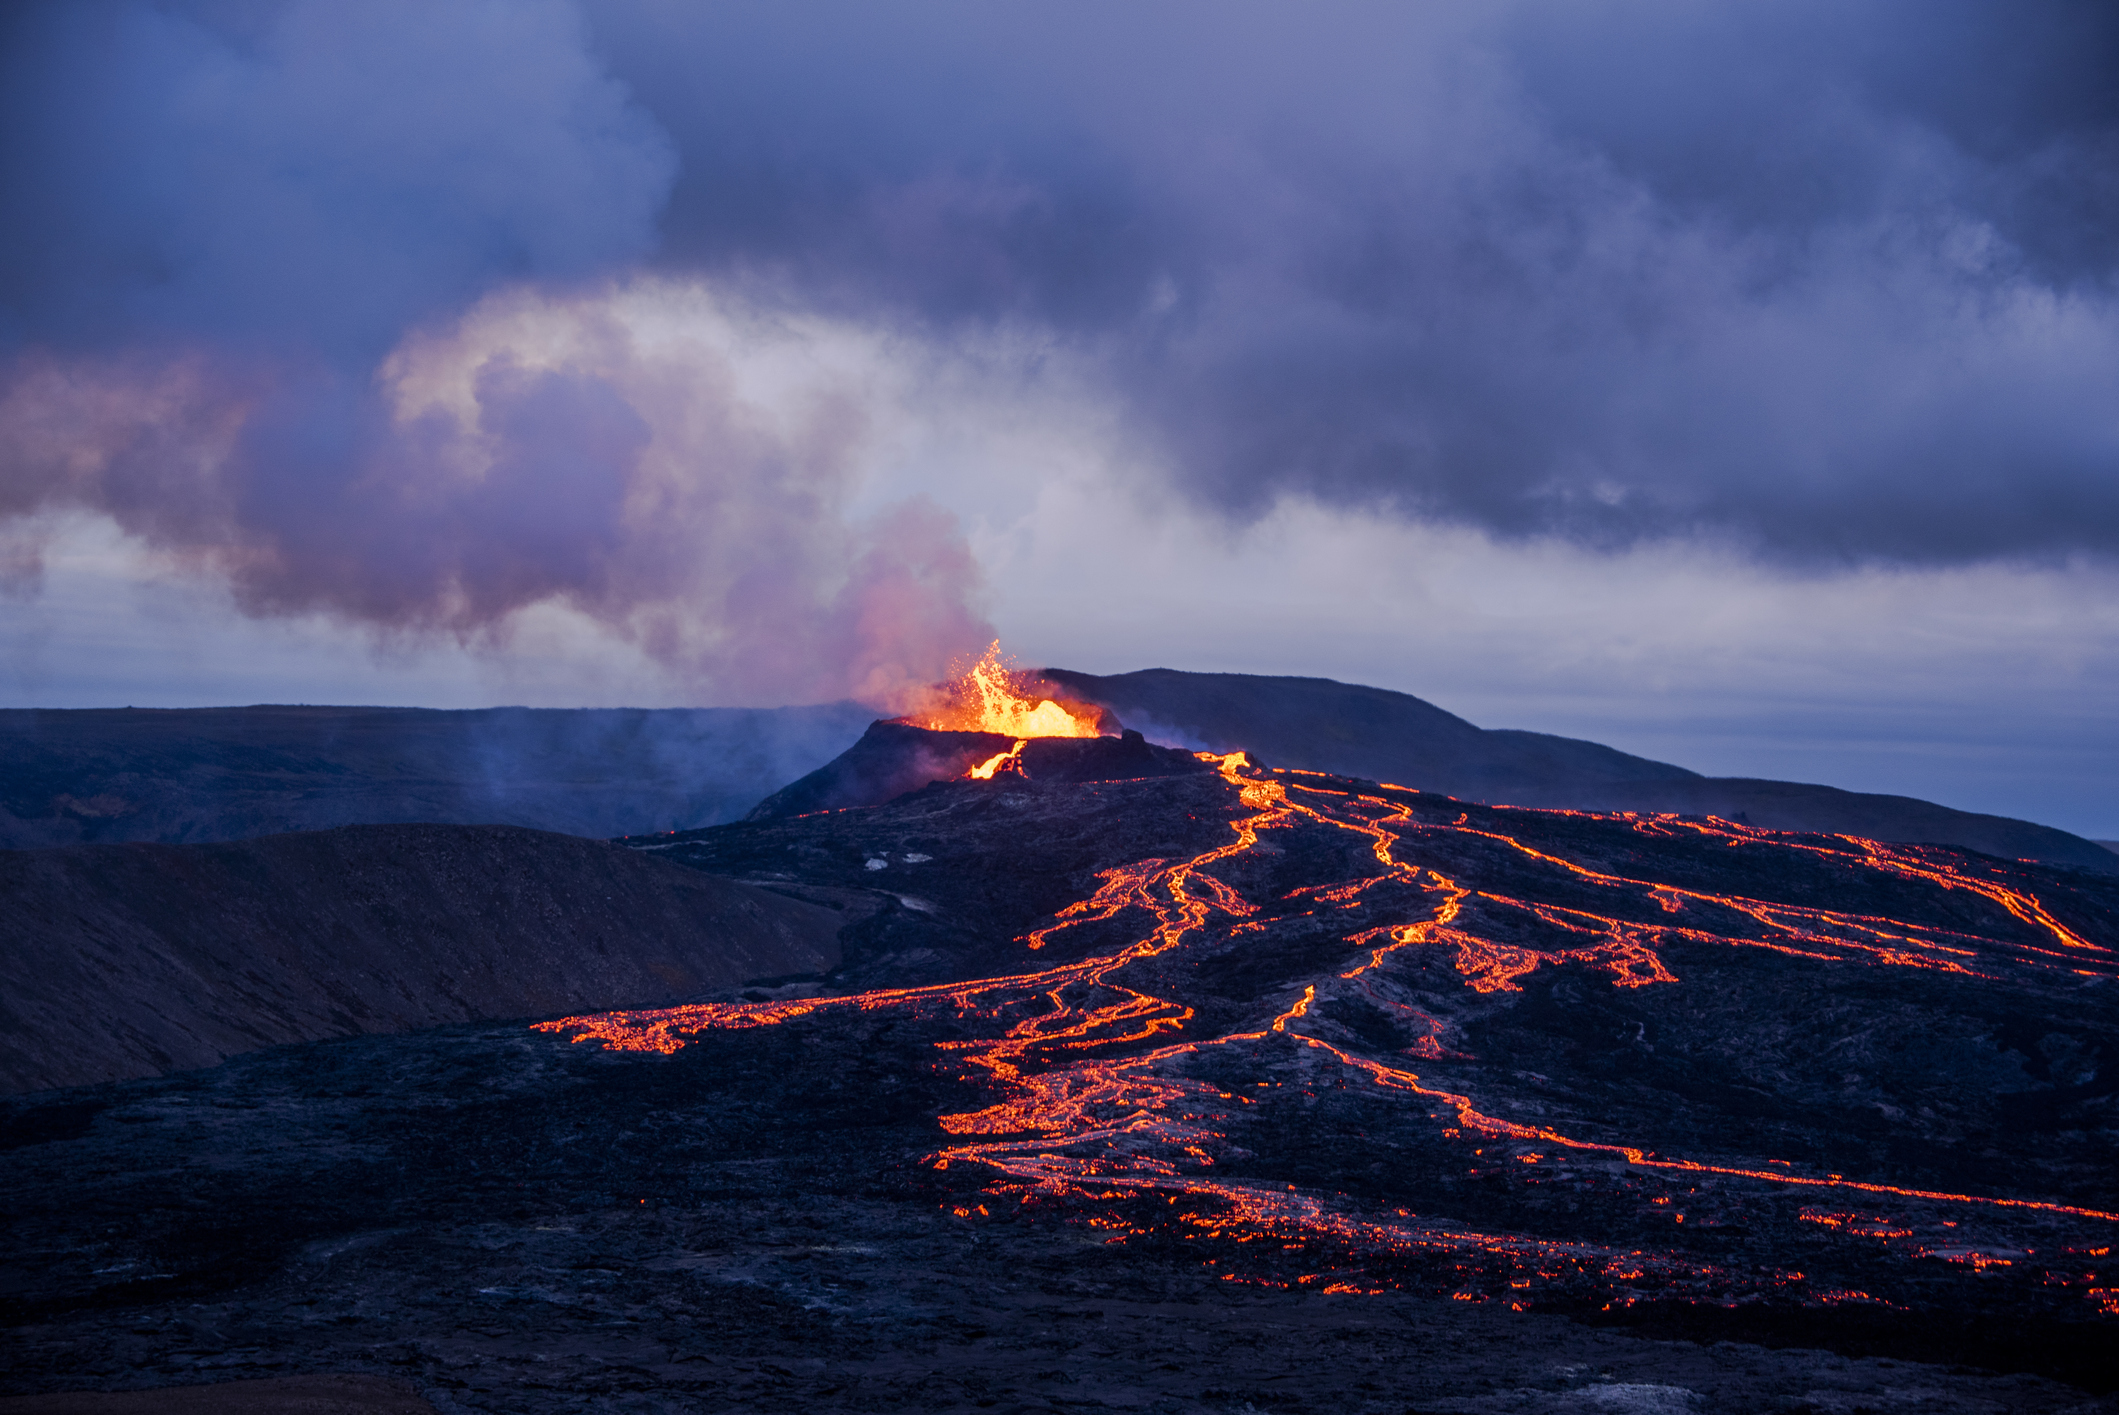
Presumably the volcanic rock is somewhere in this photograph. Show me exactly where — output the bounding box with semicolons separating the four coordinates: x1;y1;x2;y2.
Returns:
1042;666;2117;873
5;749;2119;1409
0;824;847;1093
0;1375;437;1413
743;720;1214;820
605;747;2119;1366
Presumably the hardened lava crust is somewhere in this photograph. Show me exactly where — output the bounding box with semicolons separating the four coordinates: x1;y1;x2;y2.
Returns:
4;746;2117;1412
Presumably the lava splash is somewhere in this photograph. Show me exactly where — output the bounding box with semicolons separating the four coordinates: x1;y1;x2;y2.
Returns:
907;641;1105;739
548;747;2119;1324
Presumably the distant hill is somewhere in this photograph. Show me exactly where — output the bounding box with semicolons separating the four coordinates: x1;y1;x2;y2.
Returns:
0;704;873;848
0;824;848;1092
1042;668;2117;876
5;683;2105;877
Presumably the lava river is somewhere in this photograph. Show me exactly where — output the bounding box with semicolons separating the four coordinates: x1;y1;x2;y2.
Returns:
540;751;2119;1322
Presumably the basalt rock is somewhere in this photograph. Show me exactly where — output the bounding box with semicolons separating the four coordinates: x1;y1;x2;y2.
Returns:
743;721;1213;820
6;744;2119;1410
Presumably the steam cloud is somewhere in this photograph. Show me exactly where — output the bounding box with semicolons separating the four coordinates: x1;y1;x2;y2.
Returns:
0;0;991;703
3;0;2117;696
0;285;992;705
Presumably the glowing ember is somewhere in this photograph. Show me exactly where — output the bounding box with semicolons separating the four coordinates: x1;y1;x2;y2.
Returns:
912;641;1103;739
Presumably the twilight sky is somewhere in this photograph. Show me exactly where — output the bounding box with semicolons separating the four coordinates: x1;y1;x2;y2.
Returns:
1;0;2115;837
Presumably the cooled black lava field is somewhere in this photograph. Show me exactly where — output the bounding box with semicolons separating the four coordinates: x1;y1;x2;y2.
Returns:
6;749;2118;1413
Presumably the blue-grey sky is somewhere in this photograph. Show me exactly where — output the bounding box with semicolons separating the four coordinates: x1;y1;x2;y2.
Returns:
1;1;2115;836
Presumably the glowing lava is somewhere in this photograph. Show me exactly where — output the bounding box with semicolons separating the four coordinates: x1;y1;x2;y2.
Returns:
910;641;1103;740
967;740;1027;780
538;749;2119;1315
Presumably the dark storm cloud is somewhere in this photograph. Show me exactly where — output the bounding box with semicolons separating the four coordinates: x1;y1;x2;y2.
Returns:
3;0;2117;653
578;0;2119;563
0;0;674;358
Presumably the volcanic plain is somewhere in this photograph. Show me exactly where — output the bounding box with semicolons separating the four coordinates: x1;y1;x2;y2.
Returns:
5;731;2117;1412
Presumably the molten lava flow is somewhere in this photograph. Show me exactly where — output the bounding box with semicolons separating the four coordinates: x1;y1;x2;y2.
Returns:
911;640;1102;738
967;740;1026;780
537;750;2119;1313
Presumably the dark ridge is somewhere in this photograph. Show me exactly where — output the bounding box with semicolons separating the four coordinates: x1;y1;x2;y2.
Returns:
0;703;874;848
1043;667;2116;875
743;721;1214;820
0;824;848;1094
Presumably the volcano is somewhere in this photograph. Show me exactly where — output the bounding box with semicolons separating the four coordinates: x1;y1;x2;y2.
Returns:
7;717;2116;1411
6;666;2104;878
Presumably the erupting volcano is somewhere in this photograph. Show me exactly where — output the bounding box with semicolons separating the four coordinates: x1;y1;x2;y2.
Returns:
548;725;2119;1360
908;642;1107;741
10;708;2119;1409
741;643;1205;819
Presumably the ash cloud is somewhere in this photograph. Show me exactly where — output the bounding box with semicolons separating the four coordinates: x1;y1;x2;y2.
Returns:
3;0;2118;684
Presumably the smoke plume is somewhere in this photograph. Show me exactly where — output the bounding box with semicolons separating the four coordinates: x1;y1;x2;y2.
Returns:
4;0;2117;700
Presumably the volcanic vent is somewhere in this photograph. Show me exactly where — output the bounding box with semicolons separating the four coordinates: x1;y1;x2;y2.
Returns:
746;642;1210;819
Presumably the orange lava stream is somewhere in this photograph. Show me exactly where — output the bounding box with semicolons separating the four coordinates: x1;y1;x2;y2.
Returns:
536;753;2119;1305
967;740;1027;779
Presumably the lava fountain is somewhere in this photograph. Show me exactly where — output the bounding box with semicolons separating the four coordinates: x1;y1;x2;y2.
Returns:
907;641;1105;740
904;640;1106;778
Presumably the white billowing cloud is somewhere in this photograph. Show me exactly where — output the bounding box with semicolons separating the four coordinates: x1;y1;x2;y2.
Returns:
0;279;999;707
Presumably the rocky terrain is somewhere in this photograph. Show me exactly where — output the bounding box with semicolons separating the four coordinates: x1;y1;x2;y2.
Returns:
746;722;1213;819
5;1014;2112;1414
0;824;846;1092
4;736;2115;1411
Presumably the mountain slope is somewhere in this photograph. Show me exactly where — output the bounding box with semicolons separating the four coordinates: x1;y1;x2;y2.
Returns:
0;704;874;848
743;721;1214;820
1043;667;2115;874
0;824;847;1093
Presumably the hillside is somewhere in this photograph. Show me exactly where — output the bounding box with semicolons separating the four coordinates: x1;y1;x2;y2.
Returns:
1043;667;2117;874
0;704;872;848
0;824;847;1093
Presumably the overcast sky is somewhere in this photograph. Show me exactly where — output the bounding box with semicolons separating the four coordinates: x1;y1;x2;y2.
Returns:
2;0;2115;837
